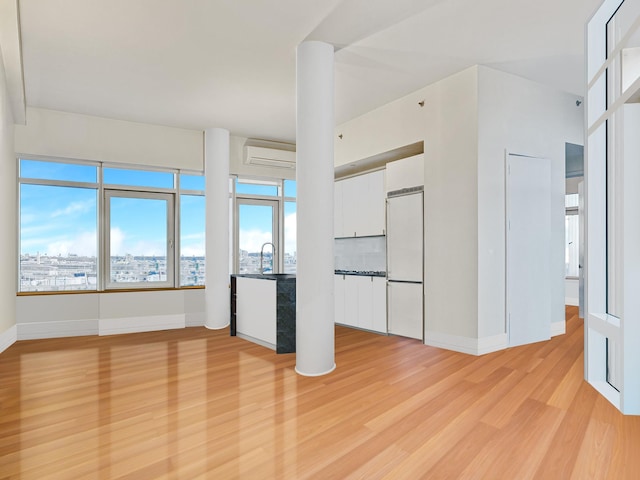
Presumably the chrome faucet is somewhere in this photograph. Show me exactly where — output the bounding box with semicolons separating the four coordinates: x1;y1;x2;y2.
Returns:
260;242;276;274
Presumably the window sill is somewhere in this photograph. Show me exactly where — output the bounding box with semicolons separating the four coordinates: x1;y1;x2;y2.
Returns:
17;286;205;296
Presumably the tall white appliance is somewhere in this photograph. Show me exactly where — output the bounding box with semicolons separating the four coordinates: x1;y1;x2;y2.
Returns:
386;189;424;340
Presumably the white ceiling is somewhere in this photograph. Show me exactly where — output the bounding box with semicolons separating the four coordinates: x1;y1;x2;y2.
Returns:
19;0;601;143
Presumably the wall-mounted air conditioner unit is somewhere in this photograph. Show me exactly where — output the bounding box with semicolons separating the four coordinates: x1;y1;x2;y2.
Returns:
244;145;296;169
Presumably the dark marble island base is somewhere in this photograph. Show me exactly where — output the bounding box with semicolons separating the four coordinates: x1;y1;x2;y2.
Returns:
230;274;296;354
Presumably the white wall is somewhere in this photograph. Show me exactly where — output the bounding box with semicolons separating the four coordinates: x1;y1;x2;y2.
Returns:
16;290;206;339
0;45;17;350
14;107;204;170
477;66;584;338
334;86;428;167
566;278;579;306
424;67;480;339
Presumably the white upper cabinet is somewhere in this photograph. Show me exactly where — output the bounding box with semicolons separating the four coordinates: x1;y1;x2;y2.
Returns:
335;170;385;238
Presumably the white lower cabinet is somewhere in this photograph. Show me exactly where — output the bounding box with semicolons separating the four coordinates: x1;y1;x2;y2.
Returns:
334;274;346;326
344;275;359;328
335;274;387;334
356;276;374;331
371;277;387;333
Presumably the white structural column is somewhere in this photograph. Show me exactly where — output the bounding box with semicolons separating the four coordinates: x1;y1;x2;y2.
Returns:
204;128;231;330
295;41;336;376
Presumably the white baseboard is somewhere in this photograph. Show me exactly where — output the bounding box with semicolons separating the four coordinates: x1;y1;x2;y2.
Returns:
236;332;276;351
0;325;17;354
18;319;98;340
186;312;206;327
565;297;579;306
551;321;566;337
424;330;508;356
100;314;185;335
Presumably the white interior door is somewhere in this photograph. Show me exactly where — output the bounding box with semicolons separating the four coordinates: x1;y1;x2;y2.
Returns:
506;154;552;347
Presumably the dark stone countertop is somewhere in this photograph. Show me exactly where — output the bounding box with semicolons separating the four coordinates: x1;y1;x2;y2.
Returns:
232;273;296;281
334;270;386;277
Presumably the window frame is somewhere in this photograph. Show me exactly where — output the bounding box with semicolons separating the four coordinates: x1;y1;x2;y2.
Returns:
103;189;176;290
232;176;296;275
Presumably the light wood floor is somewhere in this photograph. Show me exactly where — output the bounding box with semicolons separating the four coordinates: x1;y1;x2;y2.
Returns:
1;306;639;479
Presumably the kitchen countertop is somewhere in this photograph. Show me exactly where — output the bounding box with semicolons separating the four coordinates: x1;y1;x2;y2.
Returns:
334;270;386;277
232;273;296;281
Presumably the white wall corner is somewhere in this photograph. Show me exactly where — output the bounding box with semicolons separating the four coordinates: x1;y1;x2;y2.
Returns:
0;324;17;354
551;321;566;337
99;314;185;336
565;297;579;307
477;333;509;355
0;0;26;124
424;330;507;356
18;319;98;340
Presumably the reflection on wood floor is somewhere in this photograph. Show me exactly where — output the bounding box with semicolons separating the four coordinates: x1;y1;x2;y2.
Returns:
1;306;639;479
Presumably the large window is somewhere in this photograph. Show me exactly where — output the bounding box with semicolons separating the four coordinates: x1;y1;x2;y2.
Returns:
18;158;204;293
19;159;99;292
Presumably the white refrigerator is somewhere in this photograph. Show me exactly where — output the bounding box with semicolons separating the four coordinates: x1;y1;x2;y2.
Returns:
386;190;424;340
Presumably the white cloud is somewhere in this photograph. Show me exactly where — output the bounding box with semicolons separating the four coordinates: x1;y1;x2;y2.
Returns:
46;231;97;257
181;243;205;257
179;232;205;257
132;240;165;256
110;227;125;256
109;228;166;257
239;229;273;254
181;232;205;241
51;199;95;218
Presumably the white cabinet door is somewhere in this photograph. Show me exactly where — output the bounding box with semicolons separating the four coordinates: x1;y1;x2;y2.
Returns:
335;275;387;334
352;174;369;237
388;281;423;340
352;171;385;237
372;277;387;334
335;170;385;238
368;170;386;236
341;176;358;237
236;277;277;347
356;276;374;331
385;154;424;193
334;181;344;238
343;275;359;327
387;193;423;282
334;274;345;325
